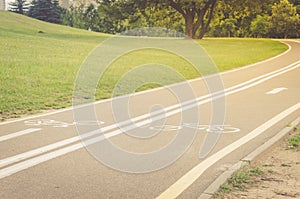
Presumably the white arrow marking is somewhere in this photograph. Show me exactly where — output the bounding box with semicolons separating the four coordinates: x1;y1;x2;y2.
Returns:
266;87;288;95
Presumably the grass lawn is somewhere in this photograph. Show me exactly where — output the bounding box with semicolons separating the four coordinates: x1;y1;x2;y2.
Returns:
0;11;288;120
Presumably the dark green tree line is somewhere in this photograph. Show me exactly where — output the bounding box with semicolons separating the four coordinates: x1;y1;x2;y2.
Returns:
208;0;300;38
9;0;29;14
28;0;63;24
8;0;300;38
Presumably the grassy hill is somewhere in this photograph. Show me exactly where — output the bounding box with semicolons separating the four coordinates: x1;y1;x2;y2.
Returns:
0;11;108;119
0;11;288;120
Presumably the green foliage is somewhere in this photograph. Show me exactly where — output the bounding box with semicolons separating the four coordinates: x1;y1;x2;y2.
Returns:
120;0;218;38
61;1;184;35
288;129;300;150
28;0;63;24
96;0;130;34
61;5;89;30
228;170;251;189
249;167;264;176
289;0;300;14
126;5;184;33
214;167;263;197
21;0;300;39
269;0;300;38
250;15;270;38
208;0;300;38
84;4;99;30
220;18;237;37
209;0;277;38
9;0;29;14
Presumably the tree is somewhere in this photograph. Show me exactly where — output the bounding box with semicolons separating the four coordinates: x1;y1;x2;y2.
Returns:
131;0;217;39
28;0;63;24
220;17;236;37
84;4;99;31
61;5;87;29
208;0;277;37
289;0;300;14
250;15;270;38
9;0;29;14
167;0;217;38
270;0;300;38
125;4;184;33
96;0;133;34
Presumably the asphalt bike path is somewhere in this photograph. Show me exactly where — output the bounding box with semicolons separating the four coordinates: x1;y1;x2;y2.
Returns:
0;40;299;198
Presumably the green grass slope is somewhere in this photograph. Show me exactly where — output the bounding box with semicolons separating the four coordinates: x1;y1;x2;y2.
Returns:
0;11;108;119
0;11;288;120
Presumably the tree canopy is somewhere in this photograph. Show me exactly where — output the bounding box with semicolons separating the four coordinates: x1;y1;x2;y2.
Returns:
28;0;63;24
16;0;300;38
129;0;217;38
9;0;29;14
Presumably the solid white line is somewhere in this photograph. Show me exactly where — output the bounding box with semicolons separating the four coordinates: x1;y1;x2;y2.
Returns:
0;136;80;168
0;143;83;179
0;41;293;126
1;61;299;169
156;102;300;199
0;62;299;179
0;128;41;142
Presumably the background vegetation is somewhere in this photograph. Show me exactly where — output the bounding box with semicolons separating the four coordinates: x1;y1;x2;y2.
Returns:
8;0;300;38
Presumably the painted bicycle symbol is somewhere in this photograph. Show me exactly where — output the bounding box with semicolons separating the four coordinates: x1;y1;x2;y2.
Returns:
149;123;240;133
24;119;104;128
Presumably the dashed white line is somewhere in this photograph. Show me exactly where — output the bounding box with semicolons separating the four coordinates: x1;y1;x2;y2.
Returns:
0;128;41;142
266;87;288;95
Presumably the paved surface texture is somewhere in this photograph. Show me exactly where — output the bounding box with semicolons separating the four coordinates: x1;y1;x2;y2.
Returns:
0;40;300;198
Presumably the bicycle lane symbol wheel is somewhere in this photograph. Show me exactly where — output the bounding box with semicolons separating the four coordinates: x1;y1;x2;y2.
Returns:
72;27;226;173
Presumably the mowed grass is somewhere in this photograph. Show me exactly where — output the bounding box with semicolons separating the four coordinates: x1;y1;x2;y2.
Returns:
97;38;287;99
0;11;108;119
0;11;288;120
199;38;288;71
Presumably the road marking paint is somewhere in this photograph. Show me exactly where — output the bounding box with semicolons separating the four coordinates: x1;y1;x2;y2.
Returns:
0;62;299;179
0;128;41;142
0;143;83;179
0;41;293;127
149;124;240;133
24;120;105;128
156;102;300;199
0;136;80;168
3;60;300;143
266;87;288;95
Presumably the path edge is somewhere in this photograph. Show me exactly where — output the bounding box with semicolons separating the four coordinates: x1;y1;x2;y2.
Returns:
199;116;300;199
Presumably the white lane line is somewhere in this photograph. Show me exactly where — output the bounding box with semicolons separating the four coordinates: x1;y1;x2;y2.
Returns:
0;128;41;142
0;41;293;127
157;102;300;199
0;62;299;179
1;61;298;168
0;136;80;168
266;87;288;95
4;60;300;143
0;143;83;179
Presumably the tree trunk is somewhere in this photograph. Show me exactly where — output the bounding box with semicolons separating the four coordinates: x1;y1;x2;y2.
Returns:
169;0;217;39
185;14;195;38
198;0;217;39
